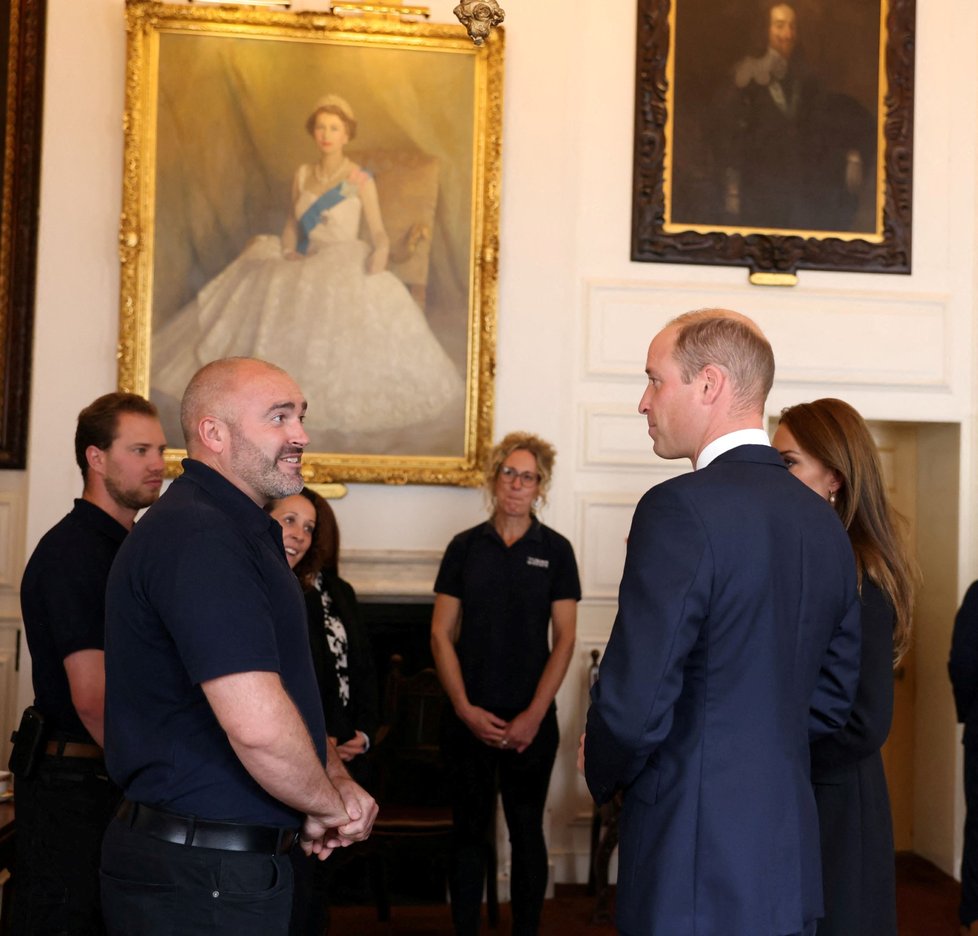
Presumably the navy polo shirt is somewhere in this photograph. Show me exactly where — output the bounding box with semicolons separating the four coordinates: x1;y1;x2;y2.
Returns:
20;499;128;743
104;459;325;827
434;519;580;712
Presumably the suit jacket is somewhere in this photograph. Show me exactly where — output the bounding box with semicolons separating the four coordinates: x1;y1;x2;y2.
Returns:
949;581;978;748
304;569;379;747
585;445;860;936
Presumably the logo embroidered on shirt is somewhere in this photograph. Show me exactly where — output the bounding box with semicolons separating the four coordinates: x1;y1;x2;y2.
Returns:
526;557;549;568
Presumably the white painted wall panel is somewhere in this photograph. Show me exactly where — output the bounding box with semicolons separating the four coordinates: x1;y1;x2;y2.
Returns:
585;280;951;390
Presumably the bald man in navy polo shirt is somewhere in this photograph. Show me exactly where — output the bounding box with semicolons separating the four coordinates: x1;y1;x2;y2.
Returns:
101;359;377;936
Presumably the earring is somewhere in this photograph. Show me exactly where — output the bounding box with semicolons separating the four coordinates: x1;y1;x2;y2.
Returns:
828;491;837;505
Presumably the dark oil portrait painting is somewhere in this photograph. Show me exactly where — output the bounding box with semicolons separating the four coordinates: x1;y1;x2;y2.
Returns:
670;0;879;234
632;0;914;276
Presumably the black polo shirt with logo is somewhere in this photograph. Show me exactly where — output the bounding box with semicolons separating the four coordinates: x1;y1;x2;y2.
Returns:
434;518;580;713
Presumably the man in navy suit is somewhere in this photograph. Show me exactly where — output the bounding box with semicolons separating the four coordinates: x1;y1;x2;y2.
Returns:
583;309;861;935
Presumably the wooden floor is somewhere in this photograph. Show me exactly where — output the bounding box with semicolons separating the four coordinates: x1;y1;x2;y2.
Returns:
896;853;962;936
328;852;961;935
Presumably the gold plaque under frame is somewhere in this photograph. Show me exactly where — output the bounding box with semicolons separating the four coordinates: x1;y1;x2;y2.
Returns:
118;0;503;486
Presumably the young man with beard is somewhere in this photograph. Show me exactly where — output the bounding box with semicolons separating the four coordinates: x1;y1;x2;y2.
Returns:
100;357;377;936
13;392;166;934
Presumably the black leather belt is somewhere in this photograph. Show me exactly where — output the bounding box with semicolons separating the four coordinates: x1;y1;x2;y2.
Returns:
117;799;298;855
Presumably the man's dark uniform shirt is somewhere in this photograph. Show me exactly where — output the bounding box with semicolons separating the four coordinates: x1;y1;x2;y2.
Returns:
101;460;328;935
104;459;325;826
15;497;127;934
21;498;127;739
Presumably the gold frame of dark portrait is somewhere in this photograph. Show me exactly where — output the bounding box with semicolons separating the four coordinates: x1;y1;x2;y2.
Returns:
117;0;503;487
0;0;46;469
631;0;914;279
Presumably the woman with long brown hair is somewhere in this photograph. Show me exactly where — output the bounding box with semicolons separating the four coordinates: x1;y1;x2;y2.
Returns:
774;398;916;936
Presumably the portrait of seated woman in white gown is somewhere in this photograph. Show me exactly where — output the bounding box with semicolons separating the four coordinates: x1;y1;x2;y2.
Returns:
150;94;464;456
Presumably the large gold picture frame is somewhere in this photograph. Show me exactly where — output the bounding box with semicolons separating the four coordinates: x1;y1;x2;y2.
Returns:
118;0;502;486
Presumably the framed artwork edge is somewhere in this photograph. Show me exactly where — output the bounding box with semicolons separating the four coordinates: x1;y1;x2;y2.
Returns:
630;0;915;277
117;0;502;488
0;0;46;469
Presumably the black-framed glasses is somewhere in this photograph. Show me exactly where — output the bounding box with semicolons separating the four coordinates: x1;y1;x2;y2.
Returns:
499;465;540;487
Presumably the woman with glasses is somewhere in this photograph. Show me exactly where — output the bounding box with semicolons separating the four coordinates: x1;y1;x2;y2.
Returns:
431;431;580;936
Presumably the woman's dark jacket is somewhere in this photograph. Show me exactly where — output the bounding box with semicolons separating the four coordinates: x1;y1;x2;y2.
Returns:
810;578;897;936
303;569;379;746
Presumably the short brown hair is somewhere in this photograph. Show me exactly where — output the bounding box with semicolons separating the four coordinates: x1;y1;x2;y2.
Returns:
670;308;775;416
485;431;557;511
75;393;158;480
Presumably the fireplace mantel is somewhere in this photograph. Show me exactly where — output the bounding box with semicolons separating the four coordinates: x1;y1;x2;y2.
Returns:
339;549;442;602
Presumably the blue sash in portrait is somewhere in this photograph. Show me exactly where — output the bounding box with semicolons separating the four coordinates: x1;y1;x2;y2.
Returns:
297;182;348;255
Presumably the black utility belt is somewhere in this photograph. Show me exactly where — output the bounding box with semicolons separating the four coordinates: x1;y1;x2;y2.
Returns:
117;800;298;855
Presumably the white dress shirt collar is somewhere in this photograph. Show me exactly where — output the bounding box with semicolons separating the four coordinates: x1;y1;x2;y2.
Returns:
696;428;771;471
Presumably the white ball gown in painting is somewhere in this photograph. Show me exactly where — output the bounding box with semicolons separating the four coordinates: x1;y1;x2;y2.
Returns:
150;170;464;450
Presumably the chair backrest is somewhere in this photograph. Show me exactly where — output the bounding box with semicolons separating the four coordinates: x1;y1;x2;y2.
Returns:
375;655;452;807
347;147;440;309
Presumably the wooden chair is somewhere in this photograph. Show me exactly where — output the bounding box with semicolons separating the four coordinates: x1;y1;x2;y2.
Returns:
368;654;498;926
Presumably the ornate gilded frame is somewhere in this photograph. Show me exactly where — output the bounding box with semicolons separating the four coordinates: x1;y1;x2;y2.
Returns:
631;0;914;280
118;0;502;486
0;0;46;469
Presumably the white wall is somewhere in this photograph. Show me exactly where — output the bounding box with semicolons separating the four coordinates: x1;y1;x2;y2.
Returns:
10;0;978;880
